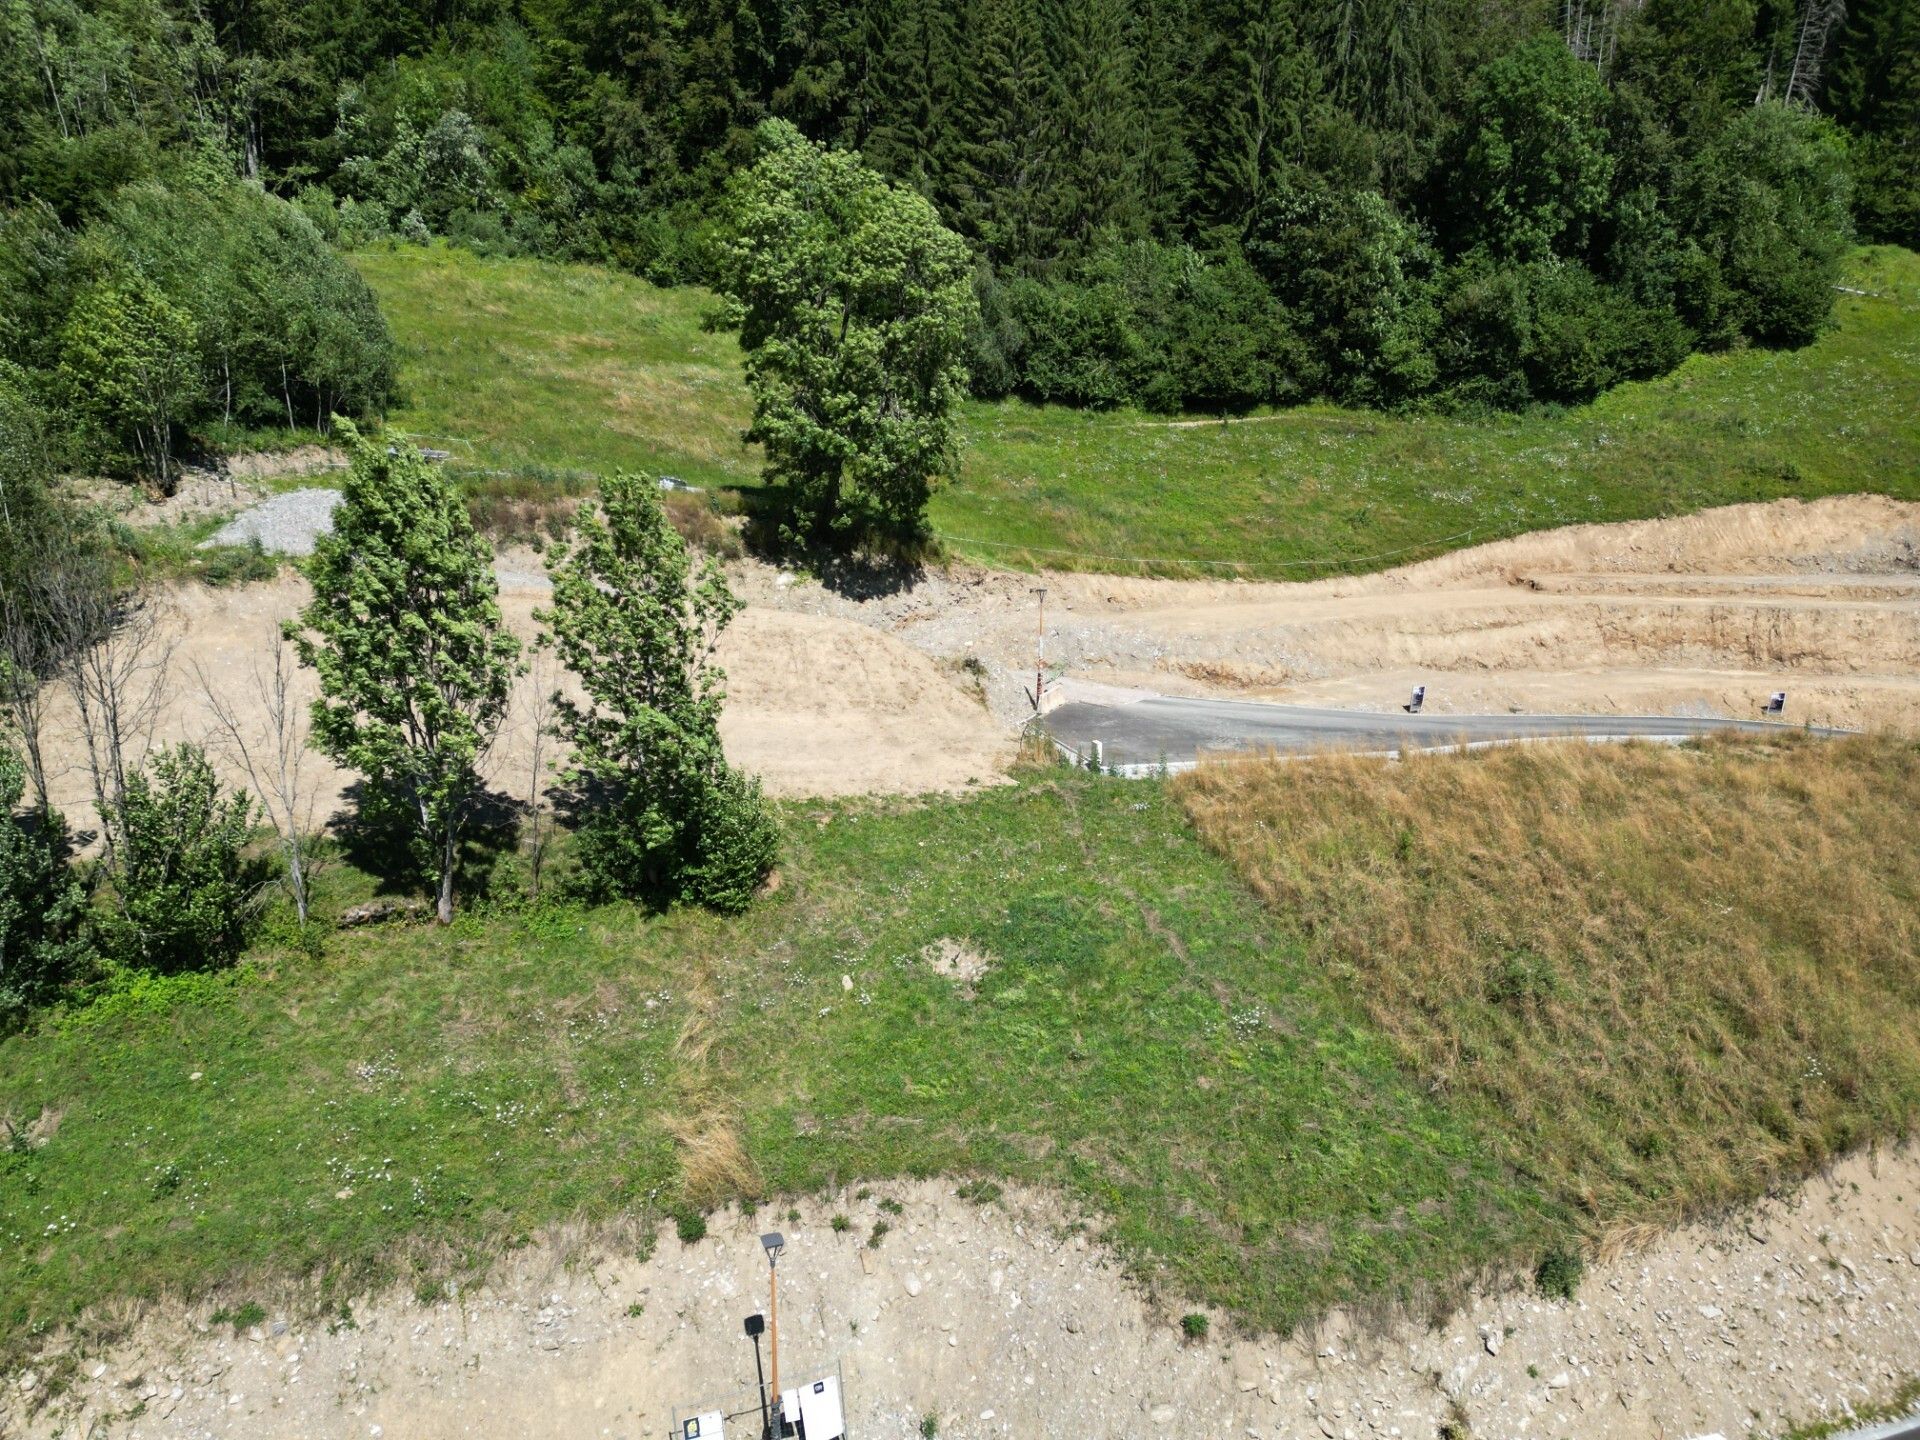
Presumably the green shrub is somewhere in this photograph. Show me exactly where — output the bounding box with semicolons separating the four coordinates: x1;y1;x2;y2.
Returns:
672;1206;707;1244
1534;1245;1584;1301
1181;1312;1210;1341
104;744;263;973
0;746;94;1024
681;769;779;914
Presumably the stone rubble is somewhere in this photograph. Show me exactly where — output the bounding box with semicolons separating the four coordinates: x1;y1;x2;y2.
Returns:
4;1147;1919;1439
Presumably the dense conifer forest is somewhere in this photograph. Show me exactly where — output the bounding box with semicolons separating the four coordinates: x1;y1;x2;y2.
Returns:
1;0;1915;431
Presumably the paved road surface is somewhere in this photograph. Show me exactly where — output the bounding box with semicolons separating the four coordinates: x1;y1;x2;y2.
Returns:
1041;691;1833;772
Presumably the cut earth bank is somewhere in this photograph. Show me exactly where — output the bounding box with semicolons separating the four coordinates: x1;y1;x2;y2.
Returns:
738;493;1920;736
9;1148;1920;1439
45;491;1920;833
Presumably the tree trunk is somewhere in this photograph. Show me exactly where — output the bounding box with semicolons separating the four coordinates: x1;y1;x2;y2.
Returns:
436;848;455;924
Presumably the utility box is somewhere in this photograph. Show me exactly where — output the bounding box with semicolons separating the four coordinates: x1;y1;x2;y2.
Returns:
797;1375;846;1439
680;1412;726;1440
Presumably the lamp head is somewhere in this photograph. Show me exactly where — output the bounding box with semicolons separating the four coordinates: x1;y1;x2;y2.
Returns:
744;1312;766;1339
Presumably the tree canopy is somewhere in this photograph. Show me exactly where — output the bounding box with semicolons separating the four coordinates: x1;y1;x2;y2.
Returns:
0;0;1906;420
712;120;976;545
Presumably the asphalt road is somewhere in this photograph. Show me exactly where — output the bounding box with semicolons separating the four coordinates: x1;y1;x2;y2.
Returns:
1042;693;1832;771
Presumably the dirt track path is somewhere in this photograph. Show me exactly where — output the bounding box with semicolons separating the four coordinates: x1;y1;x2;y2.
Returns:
34;494;1920;837
736;494;1920;734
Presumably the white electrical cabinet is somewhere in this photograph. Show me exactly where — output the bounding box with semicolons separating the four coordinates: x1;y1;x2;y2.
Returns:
680;1411;726;1440
796;1375;846;1439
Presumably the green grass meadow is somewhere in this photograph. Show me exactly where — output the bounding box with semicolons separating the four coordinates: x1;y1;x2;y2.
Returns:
354;242;1920;576
0;775;1555;1354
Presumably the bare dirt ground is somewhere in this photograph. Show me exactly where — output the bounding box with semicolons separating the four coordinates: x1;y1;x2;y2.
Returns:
11;1148;1920;1440
735;495;1920;735
44;494;1911;837
33;567;1008;838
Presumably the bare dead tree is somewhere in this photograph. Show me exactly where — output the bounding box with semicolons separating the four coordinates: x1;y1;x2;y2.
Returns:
58;583;176;869
194;636;321;924
1563;0;1643;78
523;649;557;902
1782;0;1848;105
0;500;113;817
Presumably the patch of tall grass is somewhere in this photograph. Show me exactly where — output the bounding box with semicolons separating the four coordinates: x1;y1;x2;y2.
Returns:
1176;734;1920;1237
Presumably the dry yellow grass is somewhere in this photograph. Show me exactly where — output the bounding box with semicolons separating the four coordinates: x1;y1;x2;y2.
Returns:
1175;735;1920;1234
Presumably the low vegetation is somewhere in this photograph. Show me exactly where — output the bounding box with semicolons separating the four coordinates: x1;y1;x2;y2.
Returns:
353;243;1920;576
6;735;1917;1363
0;772;1554;1356
1176;734;1920;1234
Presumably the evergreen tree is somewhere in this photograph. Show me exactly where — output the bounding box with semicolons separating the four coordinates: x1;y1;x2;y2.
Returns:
1043;0;1147;250
856;0;960;195
1190;0;1319;229
949;0;1057;266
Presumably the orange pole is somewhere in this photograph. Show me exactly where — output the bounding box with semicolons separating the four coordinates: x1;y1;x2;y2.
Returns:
768;1259;780;1416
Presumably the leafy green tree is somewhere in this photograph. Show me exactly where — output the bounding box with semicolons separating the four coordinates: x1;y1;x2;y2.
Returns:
102;743;260;974
1244;184;1440;404
1676;101;1853;345
0;740;92;1023
541;471;776;910
290;429;520;923
1451;37;1615;263
712;119;977;547
56;273;198;491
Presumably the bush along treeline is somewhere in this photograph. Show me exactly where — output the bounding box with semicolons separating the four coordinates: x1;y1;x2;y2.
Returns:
0;428;777;1027
0;178;395;493
2;0;1908;416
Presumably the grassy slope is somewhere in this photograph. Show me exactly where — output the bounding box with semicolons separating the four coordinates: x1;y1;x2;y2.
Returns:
1177;734;1920;1233
0;776;1551;1350
350;244;757;491
8;738;1920;1351
353;243;1920;577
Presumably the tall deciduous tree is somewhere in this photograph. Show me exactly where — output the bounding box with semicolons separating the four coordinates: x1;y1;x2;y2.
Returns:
541;471;776;911
289;428;520;923
1451;36;1615;263
711;118;976;546
57;273;198;492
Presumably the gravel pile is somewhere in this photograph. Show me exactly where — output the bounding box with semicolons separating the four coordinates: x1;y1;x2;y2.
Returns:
201;488;342;556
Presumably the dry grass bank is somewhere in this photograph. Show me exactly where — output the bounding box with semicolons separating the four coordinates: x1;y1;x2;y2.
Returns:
1175;734;1920;1235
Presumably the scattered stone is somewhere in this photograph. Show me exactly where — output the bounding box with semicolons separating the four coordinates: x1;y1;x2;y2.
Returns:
202;487;343;556
338;898;431;928
904;1274;924;1297
1150;1402;1177;1424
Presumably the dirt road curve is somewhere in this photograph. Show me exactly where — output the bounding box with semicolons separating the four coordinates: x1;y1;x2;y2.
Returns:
1039;683;1833;771
738;493;1920;736
33;494;1920;833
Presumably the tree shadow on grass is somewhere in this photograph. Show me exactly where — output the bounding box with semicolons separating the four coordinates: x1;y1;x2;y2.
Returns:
327;780;526;909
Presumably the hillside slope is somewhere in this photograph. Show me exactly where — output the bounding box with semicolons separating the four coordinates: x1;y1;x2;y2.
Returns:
353;244;1920;576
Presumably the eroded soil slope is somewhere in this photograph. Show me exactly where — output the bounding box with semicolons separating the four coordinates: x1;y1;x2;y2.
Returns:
11;1149;1920;1439
741;495;1920;733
